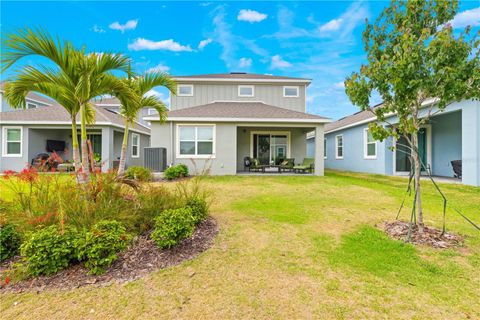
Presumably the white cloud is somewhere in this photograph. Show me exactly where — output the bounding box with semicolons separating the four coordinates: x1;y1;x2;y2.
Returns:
449;7;480;29
109;19;138;33
147;89;164;99
239;57;252;68
147;64;170;73
92;24;106;33
333;81;345;90
270;55;292;69
199;2;212;7
319;18;343;32
128;38;192;52
237;9;267;23
198;38;213;50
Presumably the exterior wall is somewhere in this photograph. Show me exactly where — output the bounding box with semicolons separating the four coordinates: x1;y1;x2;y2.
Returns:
462;100;480;186
126;130;150;167
236;126;310;172
431;111;462;177
323;123;388;175
171;82;306;112
28;128;73;162
0;93;50;112
0;125;30;171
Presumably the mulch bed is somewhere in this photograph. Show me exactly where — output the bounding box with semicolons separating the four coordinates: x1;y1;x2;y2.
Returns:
0;216;218;294
382;220;464;248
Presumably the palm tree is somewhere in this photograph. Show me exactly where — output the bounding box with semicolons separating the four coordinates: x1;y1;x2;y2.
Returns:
2;28;133;183
114;71;176;175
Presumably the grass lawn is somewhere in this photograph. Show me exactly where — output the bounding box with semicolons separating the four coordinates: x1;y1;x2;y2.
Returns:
1;171;479;319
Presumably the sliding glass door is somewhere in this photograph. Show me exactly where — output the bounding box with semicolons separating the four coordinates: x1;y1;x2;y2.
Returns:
252;132;289;165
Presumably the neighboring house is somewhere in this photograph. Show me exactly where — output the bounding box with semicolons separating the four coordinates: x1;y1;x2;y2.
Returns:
307;99;480;186
0;96;150;172
146;72;330;175
94;96;153;127
1;83;53;112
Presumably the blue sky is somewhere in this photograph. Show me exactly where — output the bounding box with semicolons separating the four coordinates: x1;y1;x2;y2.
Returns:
1;1;479;120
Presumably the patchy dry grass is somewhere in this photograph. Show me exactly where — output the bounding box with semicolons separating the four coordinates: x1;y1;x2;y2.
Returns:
1;171;479;319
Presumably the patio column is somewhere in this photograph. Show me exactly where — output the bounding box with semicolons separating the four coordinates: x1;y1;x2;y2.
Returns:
101;127;114;172
462;100;480;186
314;124;325;176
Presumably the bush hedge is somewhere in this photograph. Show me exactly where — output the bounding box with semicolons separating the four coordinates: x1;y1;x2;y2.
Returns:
186;197;208;225
151;207;195;249
20;226;78;276
76;220;131;275
164;164;189;180
0;223;22;261
125;166;152;182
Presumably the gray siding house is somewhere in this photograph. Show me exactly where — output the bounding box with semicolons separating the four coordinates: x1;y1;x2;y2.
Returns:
147;73;330;175
0;89;150;172
307;99;480;186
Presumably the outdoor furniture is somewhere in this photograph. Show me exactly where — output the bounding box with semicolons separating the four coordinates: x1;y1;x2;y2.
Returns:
57;163;75;172
280;158;295;172
248;158;264;172
262;165;281;173
243;156;252;171
293;158;315;173
451;160;462;179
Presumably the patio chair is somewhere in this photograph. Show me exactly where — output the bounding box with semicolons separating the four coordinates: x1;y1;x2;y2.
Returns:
280;158;295;172
451;160;462;179
293;158;314;173
249;158;264;172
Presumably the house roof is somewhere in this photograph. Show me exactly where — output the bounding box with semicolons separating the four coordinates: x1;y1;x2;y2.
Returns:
93;96;121;106
173;72;311;83
0;104;150;135
324;108;378;133
0;82;54;106
145;101;330;124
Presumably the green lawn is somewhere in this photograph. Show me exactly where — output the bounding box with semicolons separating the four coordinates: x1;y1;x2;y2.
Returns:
2;171;479;319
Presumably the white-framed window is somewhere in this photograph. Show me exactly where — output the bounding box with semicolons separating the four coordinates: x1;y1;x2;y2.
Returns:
26;102;37;109
238;85;254;97
283;86;299;97
335;134;343;159
177;124;215;158
2;126;22;157
324;138;327;159
132;133;140;158
364;128;377;159
178;84;193;96
147;108;156;115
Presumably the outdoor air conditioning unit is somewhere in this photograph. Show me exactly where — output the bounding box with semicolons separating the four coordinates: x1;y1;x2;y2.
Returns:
144;147;167;172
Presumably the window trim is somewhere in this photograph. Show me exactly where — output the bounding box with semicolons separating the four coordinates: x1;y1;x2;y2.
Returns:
238;85;255;97
131;133;140;158
249;130;292;160
363;128;377;159
147;108;156;115
2;126;23;157
324;138;327;159
26;102;38;109
176;124;216;159
283;86;299;98
335;134;343;159
177;84;194;97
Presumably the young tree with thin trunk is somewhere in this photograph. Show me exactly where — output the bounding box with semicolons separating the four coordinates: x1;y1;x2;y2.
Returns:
345;0;479;232
114;71;175;176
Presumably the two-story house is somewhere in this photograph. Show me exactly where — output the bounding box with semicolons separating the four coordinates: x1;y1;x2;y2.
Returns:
145;72;331;175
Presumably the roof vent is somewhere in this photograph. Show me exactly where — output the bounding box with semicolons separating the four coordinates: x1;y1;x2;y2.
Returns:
229;72;247;74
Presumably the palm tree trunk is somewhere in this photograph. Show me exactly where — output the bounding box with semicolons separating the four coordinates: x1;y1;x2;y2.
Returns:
80;104;90;183
411;133;424;233
70;117;81;181
117;120;129;176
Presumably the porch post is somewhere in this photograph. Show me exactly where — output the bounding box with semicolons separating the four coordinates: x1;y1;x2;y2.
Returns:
101;127;114;172
462;100;480;186
314;124;325;176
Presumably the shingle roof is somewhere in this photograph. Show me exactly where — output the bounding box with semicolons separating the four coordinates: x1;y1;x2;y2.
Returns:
94;97;121;105
0;104;150;135
324;104;384;133
173;72;311;82
159;102;329;123
0;82;54;106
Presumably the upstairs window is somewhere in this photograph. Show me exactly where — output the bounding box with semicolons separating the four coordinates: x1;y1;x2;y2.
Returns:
238;85;254;97
364;129;377;159
178;84;193;96
148;108;157;115
3;127;22;157
132;133;140;158
335;135;343;159
26;102;37;109
283;86;299;97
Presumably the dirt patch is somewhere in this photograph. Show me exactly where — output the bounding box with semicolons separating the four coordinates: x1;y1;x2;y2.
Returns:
382;220;464;248
0;216;218;293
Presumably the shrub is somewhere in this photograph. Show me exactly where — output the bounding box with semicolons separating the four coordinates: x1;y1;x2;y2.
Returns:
164;164;189;180
151;207;195;249
75;220;131;275
186;197;208;224
135;186;181;232
0;223;22;261
125;166;152;182
20;226;78;276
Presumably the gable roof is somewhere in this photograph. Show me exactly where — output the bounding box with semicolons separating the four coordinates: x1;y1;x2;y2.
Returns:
145;101;330;124
0;82;54;106
0;104;150;135
173;72;311;84
324;109;378;133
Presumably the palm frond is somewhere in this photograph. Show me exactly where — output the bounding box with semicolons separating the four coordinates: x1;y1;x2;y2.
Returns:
137;72;177;95
140;95;168;122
